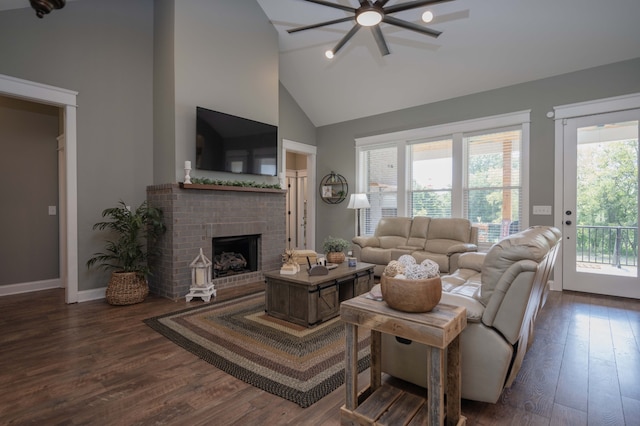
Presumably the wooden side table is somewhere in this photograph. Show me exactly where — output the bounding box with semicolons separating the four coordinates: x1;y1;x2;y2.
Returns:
340;294;467;426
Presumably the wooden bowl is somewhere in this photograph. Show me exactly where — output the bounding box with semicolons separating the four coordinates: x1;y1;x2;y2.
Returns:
380;275;442;313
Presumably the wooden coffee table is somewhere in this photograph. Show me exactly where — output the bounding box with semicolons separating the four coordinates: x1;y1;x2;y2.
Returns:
263;262;374;327
340;294;467;425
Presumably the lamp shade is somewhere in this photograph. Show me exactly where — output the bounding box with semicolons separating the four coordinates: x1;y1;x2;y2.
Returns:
347;193;371;210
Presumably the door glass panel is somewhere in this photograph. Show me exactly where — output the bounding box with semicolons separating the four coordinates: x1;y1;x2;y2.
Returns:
575;120;639;277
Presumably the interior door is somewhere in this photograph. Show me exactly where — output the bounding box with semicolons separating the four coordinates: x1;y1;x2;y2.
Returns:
562;109;640;298
285;169;309;249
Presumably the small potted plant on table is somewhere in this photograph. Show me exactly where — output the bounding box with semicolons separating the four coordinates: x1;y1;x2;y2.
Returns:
322;236;351;264
87;200;166;305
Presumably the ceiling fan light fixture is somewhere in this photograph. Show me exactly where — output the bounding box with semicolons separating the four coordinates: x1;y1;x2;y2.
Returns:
30;0;66;18
356;8;383;27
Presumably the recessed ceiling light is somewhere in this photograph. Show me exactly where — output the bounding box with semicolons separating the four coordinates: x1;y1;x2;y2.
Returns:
422;11;434;23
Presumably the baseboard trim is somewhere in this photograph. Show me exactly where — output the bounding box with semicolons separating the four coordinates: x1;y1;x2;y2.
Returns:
0;279;106;303
78;287;106;302
0;278;61;296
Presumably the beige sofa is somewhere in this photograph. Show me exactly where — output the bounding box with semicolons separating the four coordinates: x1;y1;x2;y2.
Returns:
380;225;561;403
352;217;478;276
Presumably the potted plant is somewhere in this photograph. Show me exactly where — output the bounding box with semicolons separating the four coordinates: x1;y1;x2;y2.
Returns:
87;200;166;305
322;236;350;264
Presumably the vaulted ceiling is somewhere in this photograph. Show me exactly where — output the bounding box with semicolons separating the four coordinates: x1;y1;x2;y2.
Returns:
257;0;640;126
3;0;639;127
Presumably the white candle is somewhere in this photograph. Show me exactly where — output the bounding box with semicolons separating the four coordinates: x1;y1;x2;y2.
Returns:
195;268;205;285
185;160;191;169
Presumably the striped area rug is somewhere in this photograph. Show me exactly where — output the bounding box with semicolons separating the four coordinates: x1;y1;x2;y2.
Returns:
144;292;370;408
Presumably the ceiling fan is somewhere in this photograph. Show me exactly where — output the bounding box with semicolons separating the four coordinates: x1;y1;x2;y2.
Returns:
287;0;455;58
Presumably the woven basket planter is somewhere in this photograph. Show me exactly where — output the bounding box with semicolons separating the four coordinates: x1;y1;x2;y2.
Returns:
380;275;442;313
326;251;346;264
105;271;149;305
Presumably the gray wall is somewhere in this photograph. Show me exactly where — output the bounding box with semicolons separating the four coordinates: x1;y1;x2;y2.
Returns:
279;83;317;147
0;0;287;292
0;97;59;286
314;58;640;249
154;0;280;185
0;0;154;291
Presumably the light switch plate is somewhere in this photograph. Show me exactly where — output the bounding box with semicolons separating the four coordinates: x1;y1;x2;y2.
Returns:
48;205;57;215
532;205;552;215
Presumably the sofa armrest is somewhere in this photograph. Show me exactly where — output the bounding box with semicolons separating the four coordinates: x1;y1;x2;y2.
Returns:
457;252;486;271
352;236;379;248
447;243;478;256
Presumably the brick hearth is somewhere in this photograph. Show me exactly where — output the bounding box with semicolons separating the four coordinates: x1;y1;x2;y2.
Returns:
146;184;286;300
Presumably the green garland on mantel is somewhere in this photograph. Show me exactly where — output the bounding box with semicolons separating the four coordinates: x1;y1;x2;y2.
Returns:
190;177;282;190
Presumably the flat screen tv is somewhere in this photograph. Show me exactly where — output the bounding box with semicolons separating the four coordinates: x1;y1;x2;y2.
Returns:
196;106;278;176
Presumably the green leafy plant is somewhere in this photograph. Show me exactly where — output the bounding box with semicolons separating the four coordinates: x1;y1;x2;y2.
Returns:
86;201;166;277
322;236;350;253
191;177;281;189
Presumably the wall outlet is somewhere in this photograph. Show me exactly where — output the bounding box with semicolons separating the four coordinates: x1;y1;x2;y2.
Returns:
532;205;552;215
48;206;57;216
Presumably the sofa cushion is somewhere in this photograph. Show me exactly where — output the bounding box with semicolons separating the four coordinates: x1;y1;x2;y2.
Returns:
374;217;412;249
406;216;430;248
440;292;484;322
411;251;449;273
426;218;473;244
480;226;562;306
360;247;393;266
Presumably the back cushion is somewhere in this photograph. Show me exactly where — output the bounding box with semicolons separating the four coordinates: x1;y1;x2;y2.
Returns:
406;216;430;247
375;217;412;249
424;218;472;253
426;218;472;242
480;226;561;305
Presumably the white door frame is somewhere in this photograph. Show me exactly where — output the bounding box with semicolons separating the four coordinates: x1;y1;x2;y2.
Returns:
0;74;78;304
553;92;640;292
282;139;317;251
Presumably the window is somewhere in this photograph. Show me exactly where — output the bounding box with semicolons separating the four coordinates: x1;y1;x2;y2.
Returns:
360;145;398;236
464;128;522;245
409;138;453;218
355;111;530;250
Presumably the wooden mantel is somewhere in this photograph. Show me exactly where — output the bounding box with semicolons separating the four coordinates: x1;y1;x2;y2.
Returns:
179;182;286;194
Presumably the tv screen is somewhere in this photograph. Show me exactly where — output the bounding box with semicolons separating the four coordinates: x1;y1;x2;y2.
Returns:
196;106;278;176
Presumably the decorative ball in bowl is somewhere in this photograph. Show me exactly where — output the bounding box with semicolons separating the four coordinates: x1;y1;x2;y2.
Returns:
380;274;442;313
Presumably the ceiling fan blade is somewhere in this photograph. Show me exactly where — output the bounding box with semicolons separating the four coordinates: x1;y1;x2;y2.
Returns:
374;0;391;6
384;0;455;15
383;15;442;38
331;24;361;55
287;16;354;33
371;26;390;56
299;0;356;13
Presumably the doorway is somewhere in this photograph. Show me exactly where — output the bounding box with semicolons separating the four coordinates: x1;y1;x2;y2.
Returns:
286;166;308;249
554;93;640;299
0;74;78;303
282;139;317;251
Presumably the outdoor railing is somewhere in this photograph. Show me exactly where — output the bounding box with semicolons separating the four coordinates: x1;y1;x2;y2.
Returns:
576;225;638;268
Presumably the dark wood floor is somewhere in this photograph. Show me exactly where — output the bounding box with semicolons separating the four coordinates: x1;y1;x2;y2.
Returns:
1;284;639;425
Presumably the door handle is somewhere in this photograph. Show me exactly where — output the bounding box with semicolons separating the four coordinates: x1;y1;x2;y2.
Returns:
565;220;572;225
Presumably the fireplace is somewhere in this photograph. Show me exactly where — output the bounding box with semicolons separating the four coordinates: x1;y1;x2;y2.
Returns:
146;183;286;300
212;234;259;278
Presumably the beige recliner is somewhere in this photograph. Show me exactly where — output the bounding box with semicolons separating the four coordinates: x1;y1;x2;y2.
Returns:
380;225;561;403
352;217;478;276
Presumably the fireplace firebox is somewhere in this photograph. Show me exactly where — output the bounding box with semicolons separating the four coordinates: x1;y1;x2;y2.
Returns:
212;235;259;278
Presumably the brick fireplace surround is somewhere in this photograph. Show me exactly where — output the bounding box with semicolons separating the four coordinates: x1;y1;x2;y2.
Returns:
146;184;286;300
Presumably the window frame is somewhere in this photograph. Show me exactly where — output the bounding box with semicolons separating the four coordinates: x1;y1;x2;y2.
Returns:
355;111;531;241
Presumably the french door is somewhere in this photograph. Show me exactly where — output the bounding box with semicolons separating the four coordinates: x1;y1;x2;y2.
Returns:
562;108;640;299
